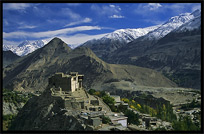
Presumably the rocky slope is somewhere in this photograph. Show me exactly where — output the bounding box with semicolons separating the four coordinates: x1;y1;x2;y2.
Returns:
9;89;87;130
3;102;25;115
3;37;177;92
3;50;20;67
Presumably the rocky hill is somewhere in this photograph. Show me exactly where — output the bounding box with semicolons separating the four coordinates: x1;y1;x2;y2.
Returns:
9;88;88;130
3;37;177;92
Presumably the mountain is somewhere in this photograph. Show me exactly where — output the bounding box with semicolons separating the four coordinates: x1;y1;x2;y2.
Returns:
104;10;201;89
82;10;200;62
142;9;200;40
3;50;20;67
3;37;177;92
82;25;160;58
174;14;201;33
3;40;48;56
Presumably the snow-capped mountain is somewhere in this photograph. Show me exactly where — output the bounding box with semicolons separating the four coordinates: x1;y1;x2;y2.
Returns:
3;40;48;56
101;25;160;43
174;10;201;33
143;9;200;40
3;44;17;52
81;25;160;58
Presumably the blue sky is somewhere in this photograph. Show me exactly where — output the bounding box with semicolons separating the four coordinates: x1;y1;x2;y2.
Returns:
3;3;201;46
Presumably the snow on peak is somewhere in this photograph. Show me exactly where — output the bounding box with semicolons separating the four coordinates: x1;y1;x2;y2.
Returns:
102;25;160;43
175;15;201;32
4;40;47;56
144;10;199;40
18;40;31;47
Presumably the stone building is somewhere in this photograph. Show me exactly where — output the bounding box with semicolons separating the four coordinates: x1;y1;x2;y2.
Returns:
107;113;128;127
48;72;84;92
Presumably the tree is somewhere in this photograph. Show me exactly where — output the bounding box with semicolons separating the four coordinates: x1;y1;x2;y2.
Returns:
102;115;111;124
88;89;96;95
124;109;140;125
102;95;115;106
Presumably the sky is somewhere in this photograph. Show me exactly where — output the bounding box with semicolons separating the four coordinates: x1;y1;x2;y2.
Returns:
3;3;201;46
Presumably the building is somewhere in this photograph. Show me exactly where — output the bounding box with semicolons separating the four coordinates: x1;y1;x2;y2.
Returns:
107;113;128;127
48;72;84;92
110;95;121;106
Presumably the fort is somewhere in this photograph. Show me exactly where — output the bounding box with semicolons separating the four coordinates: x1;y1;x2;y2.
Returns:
46;72;128;128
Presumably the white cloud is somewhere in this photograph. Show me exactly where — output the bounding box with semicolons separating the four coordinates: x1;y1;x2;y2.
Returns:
110;5;115;8
62;8;81;20
18;25;37;29
144;19;164;25
109;15;124;19
3;26;102;39
3;19;9;26
91;4;121;16
64;18;92;27
3;3;31;10
146;3;162;11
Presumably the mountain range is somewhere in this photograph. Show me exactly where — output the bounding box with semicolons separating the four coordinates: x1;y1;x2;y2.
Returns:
98;9;201;89
3;40;48;56
3;10;200;58
3;9;201;90
3;37;177;92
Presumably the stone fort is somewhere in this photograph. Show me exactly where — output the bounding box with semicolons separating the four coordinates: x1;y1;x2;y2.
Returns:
48;72;84;92
47;72;111;113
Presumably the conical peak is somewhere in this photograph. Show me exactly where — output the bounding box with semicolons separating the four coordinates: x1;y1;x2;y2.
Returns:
49;37;66;45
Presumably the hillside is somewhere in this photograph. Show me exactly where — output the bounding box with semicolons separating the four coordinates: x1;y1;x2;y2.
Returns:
106;27;201;89
3;37;177;92
3;50;20;68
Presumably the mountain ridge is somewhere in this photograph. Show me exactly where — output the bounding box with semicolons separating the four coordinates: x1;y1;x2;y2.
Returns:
3;37;177;92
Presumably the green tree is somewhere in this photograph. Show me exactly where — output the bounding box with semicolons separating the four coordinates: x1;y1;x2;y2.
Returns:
102;95;115;106
102;115;111;124
88;89;96;95
124;109;139;125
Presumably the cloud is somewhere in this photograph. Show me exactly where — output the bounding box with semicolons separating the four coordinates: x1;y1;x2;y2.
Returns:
3;19;9;26
3;3;31;10
146;3;162;11
109;15;124;19
144;19;165;25
134;3;162;15
91;4;121;16
3;39;21;46
3;26;102;39
109;5;115;8
61;8;81;20
18;25;37;29
64;18;92;27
